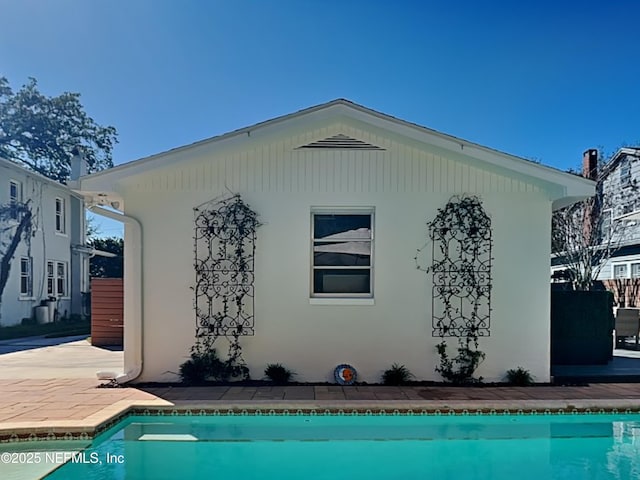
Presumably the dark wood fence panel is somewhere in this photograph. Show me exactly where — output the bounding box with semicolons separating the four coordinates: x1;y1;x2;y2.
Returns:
91;278;123;347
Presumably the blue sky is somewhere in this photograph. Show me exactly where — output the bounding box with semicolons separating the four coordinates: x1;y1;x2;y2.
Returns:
2;1;640;236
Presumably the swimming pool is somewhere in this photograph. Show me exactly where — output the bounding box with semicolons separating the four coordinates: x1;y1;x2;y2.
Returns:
40;413;640;479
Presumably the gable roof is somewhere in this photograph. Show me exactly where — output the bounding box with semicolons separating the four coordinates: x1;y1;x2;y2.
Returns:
599;147;640;179
0;157;83;198
76;99;594;206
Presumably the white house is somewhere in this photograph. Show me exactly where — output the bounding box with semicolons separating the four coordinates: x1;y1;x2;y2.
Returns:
74;99;594;384
0;158;88;326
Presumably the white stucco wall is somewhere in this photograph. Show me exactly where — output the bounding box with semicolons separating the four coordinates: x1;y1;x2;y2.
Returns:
114;121;554;384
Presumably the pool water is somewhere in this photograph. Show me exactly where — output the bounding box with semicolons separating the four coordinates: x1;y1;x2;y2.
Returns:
44;414;640;479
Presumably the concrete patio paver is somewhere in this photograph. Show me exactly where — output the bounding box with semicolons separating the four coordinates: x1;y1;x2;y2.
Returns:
0;338;122;379
2;379;640;435
3;339;640;444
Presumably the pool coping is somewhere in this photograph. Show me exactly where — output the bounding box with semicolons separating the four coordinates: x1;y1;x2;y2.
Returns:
5;398;640;444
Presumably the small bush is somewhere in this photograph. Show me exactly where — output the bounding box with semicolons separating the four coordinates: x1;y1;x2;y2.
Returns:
505;367;534;386
179;355;209;385
382;363;414;385
264;363;295;384
179;349;228;385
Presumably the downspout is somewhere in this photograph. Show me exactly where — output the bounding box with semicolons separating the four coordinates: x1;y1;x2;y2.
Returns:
89;205;143;384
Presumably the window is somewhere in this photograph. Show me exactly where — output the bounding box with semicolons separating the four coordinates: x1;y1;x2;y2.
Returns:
311;210;373;297
9;180;21;220
55;198;66;233
601;208;613;240
56;262;67;296
47;261;54;296
620;158;632;186
632;263;640;279
614;264;628;279
47;260;67;297
20;257;32;296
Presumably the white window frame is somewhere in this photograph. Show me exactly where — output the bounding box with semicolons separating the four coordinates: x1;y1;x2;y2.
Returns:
20;257;32;297
620;158;632;186
47;260;68;297
310;208;374;299
9;180;21;221
632;263;640;279
55;197;66;234
56;261;67;297
47;261;54;296
601;208;613;241
613;264;628;279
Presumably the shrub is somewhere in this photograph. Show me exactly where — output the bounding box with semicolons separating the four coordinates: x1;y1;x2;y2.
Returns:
505;367;534;386
382;363;414;385
179;349;231;385
435;340;485;384
179;355;209;385
264;363;295;384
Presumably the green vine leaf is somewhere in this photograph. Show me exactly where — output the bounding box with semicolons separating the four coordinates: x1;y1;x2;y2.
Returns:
182;194;260;384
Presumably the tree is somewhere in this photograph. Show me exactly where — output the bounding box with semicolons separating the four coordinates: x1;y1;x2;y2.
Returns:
88;237;123;278
0;76;117;183
0;77;117;320
0;202;33;319
552;181;626;291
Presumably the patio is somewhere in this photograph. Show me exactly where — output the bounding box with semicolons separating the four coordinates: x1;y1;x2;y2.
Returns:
3;337;640;443
5;379;640;439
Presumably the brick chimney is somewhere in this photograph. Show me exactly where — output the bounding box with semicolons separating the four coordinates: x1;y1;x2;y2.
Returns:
582;149;598;180
581;148;600;245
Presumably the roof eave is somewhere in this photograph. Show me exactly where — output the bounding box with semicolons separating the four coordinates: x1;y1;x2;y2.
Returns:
0;157;84;199
77;98;597;197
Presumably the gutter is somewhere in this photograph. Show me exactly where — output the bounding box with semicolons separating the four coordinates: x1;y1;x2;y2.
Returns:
71;244;118;258
88;205;143;384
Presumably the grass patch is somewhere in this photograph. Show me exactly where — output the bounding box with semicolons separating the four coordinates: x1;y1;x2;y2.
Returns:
0;320;91;341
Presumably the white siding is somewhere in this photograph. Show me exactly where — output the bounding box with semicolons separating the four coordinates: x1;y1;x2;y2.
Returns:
119;124;542;196
0;162;85;325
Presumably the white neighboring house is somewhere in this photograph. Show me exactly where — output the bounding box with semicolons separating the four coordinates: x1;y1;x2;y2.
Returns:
74;99;594;384
0;157;89;326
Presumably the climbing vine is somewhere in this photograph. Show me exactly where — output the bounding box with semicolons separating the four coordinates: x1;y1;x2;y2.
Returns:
180;194;260;383
416;195;492;383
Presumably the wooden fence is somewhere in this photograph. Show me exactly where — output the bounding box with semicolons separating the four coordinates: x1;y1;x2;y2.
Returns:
91;278;123;347
603;279;640;308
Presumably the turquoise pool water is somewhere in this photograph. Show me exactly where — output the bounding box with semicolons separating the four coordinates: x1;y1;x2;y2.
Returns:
44;414;640;479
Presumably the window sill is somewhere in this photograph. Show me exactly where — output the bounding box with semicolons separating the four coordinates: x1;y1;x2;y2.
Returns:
18;297;36;301
309;298;375;306
54;231;68;237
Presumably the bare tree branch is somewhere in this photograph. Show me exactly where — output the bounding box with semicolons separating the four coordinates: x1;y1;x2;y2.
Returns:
552;193;626;290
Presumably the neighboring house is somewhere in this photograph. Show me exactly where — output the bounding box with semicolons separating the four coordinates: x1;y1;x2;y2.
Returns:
0;158;88;326
550;147;640;305
596;148;640;283
73;99;594;383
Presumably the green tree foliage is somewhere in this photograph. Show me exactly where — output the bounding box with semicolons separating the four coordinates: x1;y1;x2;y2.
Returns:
88;237;123;278
0;76;117;183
